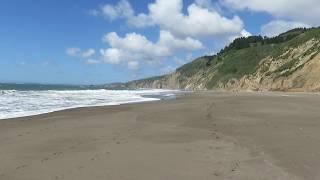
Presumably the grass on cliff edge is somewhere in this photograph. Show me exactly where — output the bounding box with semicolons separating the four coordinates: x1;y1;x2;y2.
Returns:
177;28;320;89
128;28;320;89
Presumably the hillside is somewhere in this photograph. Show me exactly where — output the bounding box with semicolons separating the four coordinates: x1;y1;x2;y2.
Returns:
126;27;320;91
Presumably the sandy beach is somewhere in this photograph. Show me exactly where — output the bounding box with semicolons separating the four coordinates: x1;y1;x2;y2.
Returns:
1;92;320;180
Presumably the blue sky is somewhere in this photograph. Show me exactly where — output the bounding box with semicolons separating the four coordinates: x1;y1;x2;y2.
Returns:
0;0;318;84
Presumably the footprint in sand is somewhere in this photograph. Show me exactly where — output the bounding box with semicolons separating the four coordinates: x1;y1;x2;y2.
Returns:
40;152;62;163
15;164;28;170
91;154;99;161
41;157;49;163
185;148;192;152
40;152;63;163
231;161;240;172
69;142;80;150
55;174;64;180
206;112;212;119
105;151;111;155
53;152;63;156
205;102;216;119
213;172;221;177
77;166;84;170
91;151;111;161
215;135;220;140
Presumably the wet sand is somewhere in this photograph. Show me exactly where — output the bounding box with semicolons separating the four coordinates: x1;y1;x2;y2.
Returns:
1;92;320;180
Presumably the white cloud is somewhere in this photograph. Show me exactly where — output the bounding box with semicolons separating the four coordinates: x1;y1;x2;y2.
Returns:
226;29;252;44
93;0;247;38
240;29;252;37
95;0;153;28
81;49;96;58
100;30;203;68
222;0;320;25
100;48;123;64
101;0;133;20
158;31;203;51
261;20;310;37
127;14;154;28
66;47;81;57
86;59;100;65
66;47;95;58
127;61;139;70
148;0;244;37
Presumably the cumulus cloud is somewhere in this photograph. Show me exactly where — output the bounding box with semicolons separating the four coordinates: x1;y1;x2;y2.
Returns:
149;0;244;37
101;32;170;63
240;29;252;37
86;0;257;71
100;30;203;69
222;0;320;25
158;31;203;51
100;48;123;64
93;0;153;28
101;0;133;20
261;20;311;37
92;0;247;38
225;29;252;45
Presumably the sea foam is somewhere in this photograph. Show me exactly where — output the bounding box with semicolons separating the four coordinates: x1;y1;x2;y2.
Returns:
0;89;179;120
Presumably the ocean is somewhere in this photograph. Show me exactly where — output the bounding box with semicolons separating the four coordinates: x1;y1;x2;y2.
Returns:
0;83;180;120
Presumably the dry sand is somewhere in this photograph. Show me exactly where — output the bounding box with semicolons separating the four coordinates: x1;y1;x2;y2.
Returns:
1;92;320;180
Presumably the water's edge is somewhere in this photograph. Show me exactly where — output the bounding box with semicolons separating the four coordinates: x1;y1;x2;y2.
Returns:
0;89;184;120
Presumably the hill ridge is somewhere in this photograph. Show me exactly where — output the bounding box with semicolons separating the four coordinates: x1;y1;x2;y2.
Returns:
126;27;320;91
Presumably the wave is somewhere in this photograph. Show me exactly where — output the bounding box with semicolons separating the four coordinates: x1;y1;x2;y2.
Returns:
0;89;180;120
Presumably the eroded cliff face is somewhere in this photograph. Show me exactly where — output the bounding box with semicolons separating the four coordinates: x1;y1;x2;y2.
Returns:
126;29;320;92
127;73;181;89
223;39;320;91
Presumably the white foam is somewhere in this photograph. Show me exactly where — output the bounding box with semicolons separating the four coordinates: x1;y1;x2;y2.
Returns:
0;89;179;120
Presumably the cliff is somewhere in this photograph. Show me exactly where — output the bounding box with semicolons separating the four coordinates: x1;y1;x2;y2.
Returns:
126;28;320;91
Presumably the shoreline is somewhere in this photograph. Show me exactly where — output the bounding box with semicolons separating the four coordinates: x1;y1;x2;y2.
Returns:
3;89;320;121
0;99;163;122
1;92;320;179
0;89;184;121
3;90;320;122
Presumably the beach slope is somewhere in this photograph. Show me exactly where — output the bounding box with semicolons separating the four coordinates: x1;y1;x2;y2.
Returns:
1;92;320;180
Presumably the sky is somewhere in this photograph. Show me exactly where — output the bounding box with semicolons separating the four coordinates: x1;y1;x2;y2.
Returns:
0;0;319;85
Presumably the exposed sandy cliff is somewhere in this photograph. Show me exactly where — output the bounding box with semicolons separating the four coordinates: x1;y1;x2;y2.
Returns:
127;28;320;91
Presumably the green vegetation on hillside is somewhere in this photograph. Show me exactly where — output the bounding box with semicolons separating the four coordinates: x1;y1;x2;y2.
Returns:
127;27;320;90
218;28;309;55
177;27;320;89
207;45;280;88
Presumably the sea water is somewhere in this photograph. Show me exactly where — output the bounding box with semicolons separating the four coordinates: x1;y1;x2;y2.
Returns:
0;84;179;119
